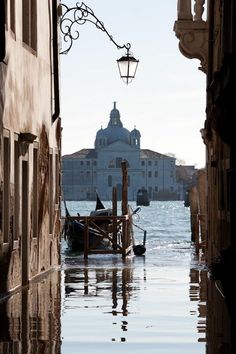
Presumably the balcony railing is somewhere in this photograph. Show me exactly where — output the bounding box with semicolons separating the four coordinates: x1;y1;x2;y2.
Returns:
174;0;208;73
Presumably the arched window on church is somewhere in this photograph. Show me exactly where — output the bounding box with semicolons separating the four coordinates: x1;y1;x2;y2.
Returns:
132;138;139;146
116;158;130;168
116;157;122;168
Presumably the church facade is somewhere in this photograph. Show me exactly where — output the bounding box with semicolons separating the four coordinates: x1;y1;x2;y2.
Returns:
62;103;180;201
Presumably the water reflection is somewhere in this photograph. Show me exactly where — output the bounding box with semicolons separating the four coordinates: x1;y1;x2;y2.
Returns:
0;253;233;353
64;266;133;314
189;255;233;353
189;266;207;343
63;259;135;342
206;272;232;354
62;254;208;354
0;271;61;354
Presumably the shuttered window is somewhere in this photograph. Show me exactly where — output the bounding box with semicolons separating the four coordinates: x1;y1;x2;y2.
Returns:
22;0;37;51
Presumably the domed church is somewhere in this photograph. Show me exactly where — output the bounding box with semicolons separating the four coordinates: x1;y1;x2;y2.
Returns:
62;103;179;201
95;102;136;149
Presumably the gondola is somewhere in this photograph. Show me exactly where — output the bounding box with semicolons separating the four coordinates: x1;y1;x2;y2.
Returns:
64;219;110;251
63;194;112;252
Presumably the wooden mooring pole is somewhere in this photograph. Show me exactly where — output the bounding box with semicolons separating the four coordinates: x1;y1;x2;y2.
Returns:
112;186;118;250
78;160;132;259
121;160;132;255
121;160;128;215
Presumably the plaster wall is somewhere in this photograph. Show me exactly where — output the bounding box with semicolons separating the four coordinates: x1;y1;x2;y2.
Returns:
0;0;61;295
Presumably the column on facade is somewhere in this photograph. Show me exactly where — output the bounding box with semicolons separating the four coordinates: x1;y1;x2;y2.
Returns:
177;0;193;20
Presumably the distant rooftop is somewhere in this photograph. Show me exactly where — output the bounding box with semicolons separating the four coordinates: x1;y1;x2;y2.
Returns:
140;149;175;159
62;149;97;159
63;148;174;160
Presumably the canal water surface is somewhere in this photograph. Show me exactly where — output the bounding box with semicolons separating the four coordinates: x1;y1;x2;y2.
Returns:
0;201;207;353
61;201;206;354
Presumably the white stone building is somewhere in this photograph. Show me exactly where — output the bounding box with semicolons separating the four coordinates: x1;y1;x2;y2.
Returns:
62;103;179;201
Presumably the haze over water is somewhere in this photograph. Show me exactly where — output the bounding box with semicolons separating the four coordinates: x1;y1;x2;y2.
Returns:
61;201;206;354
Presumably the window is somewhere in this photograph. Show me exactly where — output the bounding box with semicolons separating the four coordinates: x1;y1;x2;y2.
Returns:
80;161;84;165
148;171;152;178
10;0;15;33
4;0;7;25
32;145;38;238
55;151;60;205
86;161;90;166
155;186;158;192
3;133;10;243
148;160;152;166
86;171;90;180
22;0;37;51
21;160;29;284
93;161;97;166
141;161;145;166
14;137;20;241
49;150;53;234
108;175;112;187
132;138;139;146
116;158;129;168
155;171;158;178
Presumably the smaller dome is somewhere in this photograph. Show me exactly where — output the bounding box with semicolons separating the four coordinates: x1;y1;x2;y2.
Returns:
96;127;104;137
130;127;141;137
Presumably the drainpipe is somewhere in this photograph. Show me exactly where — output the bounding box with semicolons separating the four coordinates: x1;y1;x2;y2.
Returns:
52;0;60;122
0;0;6;62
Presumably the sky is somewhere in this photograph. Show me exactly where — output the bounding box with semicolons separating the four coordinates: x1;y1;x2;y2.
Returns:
60;0;206;168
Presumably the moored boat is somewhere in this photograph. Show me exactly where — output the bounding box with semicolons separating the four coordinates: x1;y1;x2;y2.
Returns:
136;188;150;206
64;219;110;251
63;194;112;252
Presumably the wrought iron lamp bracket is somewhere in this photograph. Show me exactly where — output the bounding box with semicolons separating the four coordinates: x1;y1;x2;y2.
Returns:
59;2;131;55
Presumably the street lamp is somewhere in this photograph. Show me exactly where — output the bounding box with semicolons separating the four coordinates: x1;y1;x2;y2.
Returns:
59;2;139;84
117;47;139;85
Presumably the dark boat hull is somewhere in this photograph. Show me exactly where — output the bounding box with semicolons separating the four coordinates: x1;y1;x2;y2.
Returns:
136;188;150;206
65;220;109;251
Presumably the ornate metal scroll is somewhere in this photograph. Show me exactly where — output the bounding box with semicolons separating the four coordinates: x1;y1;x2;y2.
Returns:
59;2;131;54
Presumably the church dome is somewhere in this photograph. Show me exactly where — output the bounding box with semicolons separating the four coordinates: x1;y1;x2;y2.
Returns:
95;102;131;148
104;125;130;145
130;127;141;138
130;126;141;148
96;127;104;137
109;104;122;126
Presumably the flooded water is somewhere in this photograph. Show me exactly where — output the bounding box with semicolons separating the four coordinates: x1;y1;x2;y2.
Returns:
0;201;207;354
61;201;206;354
